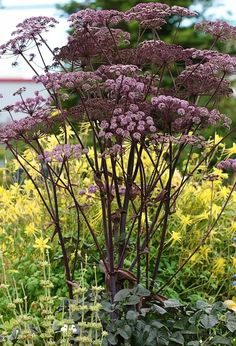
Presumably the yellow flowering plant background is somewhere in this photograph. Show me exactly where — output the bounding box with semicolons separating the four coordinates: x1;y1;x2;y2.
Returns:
0;128;236;316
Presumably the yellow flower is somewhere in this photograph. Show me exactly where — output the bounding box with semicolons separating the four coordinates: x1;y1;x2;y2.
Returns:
225;143;236;157
232;257;236;268
214;133;223;145
33;237;51;252
224;300;236;312
23;180;34;194
212;257;225;275
211;204;221;218
169;231;182;245
0;227;5;236
0;243;7;254
189;253;200;264
50;109;61;117
199;245;211;262
217;186;230;199
25;223;37;236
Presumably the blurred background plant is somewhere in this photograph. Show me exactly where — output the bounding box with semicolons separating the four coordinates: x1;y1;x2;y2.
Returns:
0;130;236;304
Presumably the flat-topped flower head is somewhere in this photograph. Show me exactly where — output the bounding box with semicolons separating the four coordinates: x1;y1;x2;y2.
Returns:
189;50;236;73
34;71;101;92
195;21;236;41
126;2;170;20
69;9;124;28
170;6;197;17
0;16;58;56
0;110;50;143
104;75;145;101
99;104;156;142
96;65;141;79
138;40;190;66
176;64;232;96
38;144;88;163
1;91;51;123
11;93;50;116
151;95;230;131
217;159;236;171
11;16;58;38
57;27;130;64
125;2;171;28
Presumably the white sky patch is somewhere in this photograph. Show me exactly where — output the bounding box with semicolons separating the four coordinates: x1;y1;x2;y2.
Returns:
0;0;68;78
1;0;66;6
202;0;236;22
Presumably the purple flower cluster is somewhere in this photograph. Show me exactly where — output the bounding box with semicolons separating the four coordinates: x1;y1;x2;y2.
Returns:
0;16;58;56
0;2;234;147
38;144;88;163
34;72;101;91
217;159;236;171
125;2;170;29
0;110;50;142
104;76;145;101
195;21;236;41
125;3;196;28
170;5;197;17
68;3;197;32
151;95;230;131
56;27;130;64
178;134;206;148
69;9;124;28
96;64;141;79
12;16;58;38
176;64;231;96
57;27;130;63
5;92;50;116
138;40;191;66
99;104;156;142
190;50;236;73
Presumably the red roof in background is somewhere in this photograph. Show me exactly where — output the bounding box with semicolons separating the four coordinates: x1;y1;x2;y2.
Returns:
0;78;34;83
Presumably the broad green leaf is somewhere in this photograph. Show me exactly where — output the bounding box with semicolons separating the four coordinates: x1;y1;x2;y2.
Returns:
200;314;218;329
126;310;138;321
210;336;231;345
173;318;188;330
151;321;165;329
133;284;150;297
101;301;114;312
116;328;129;340
152;304;167;315
188;310;203;324
124;324;132;338
156;329;170;345
114;289;131;302
107;333;118;345
125;295;140;305
164;299;183;308
196;300;210;310
169;331;185;345
146;329;157;344
226;315;236;332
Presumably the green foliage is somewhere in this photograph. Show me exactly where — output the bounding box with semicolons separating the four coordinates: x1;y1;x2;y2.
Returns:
100;286;236;345
0;253;105;345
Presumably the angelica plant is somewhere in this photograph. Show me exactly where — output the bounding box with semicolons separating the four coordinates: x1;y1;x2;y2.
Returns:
0;2;236;305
